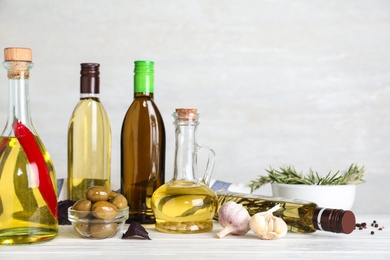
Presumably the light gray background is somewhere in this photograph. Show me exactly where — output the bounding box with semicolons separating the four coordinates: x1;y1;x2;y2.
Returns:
1;0;389;214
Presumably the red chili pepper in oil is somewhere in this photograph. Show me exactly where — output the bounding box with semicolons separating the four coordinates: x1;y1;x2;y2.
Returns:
13;122;58;220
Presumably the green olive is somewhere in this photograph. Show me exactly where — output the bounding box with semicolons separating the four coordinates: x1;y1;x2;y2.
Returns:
85;186;110;202
90;223;118;239
74;223;91;237
73;199;92;211
110;194;128;209
92;201;118;220
108;190;117;199
72;199;92;218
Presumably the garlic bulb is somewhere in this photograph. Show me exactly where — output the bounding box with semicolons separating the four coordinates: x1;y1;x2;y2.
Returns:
216;201;251;239
250;205;288;240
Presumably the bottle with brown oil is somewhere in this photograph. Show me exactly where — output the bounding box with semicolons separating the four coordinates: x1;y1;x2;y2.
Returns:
151;109;218;234
121;61;165;224
216;190;356;234
0;48;58;245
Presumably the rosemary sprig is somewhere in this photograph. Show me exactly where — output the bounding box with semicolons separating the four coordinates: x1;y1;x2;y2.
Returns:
250;164;365;193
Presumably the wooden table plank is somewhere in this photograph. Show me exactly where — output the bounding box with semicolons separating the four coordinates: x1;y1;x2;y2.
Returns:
0;214;389;260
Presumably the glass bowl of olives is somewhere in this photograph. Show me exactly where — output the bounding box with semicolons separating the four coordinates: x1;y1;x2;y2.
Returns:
68;186;129;239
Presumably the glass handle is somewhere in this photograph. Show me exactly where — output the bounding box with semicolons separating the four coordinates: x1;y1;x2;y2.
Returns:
196;145;216;186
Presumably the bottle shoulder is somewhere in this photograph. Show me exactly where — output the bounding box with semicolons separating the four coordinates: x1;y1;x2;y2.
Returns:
129;96;160;107
124;97;164;118
156;180;217;197
69;98;111;128
122;97;165;135
72;98;108;116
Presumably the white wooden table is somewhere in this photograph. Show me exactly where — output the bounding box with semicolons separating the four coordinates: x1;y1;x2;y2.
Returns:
0;214;389;260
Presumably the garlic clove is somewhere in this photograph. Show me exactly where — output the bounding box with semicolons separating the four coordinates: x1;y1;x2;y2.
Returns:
250;205;288;240
267;217;274;233
250;214;266;234
250;215;265;236
263;231;278;240
273;217;288;238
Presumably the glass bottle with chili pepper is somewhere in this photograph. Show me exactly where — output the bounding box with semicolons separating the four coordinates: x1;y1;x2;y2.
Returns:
0;48;58;245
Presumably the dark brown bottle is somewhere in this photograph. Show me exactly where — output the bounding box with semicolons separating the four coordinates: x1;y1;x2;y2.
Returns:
121;61;165;224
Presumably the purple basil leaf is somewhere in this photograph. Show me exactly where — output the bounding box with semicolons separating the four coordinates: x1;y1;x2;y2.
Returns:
122;222;151;240
58;200;76;225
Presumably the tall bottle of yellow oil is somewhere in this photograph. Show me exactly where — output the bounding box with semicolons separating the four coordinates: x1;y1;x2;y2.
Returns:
68;63;111;201
0;48;58;245
151;109;218;233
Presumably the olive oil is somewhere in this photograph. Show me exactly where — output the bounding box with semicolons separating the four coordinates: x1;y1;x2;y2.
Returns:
216;190;317;233
68;97;111;201
121;61;165;224
0;136;58;245
68;63;111;201
122;177;159;222
0;48;58;245
152;180;217;233
216;190;356;234
151;109;217;234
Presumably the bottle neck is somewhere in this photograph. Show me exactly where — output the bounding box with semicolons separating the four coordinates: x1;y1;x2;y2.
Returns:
134;92;154;98
80;93;100;100
173;121;199;181
2;61;35;136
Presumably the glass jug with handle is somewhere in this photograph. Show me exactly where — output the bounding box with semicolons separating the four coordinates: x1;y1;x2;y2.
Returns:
151;108;218;233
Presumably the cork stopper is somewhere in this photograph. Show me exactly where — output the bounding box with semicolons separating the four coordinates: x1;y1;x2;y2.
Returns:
4;48;32;62
4;48;32;79
175;109;198;121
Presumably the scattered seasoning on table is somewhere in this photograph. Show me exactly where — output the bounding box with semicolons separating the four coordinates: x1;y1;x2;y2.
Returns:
356;221;385;235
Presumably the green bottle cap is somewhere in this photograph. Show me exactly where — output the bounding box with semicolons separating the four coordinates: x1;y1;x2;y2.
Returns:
134;60;154;93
